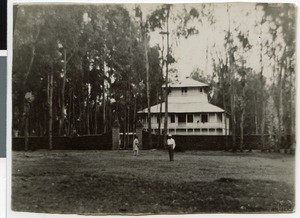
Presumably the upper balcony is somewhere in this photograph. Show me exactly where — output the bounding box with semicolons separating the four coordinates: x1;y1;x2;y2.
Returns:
147;122;226;130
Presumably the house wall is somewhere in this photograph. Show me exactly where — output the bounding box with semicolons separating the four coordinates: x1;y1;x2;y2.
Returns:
168;87;208;103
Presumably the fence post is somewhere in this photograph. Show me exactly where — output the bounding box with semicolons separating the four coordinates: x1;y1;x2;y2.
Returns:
136;120;144;149
112;119;120;150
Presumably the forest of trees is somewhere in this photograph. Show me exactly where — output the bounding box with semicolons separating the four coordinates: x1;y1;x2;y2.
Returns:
12;3;295;152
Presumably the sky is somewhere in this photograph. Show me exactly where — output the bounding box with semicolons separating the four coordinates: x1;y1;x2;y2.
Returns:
126;2;288;83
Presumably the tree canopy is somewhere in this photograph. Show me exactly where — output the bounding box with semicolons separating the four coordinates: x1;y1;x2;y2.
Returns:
13;3;296;151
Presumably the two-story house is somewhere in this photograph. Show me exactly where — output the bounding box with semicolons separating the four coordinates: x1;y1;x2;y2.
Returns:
138;77;230;135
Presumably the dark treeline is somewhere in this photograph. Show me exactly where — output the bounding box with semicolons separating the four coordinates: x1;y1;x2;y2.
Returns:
12;3;295;151
13;4;164;149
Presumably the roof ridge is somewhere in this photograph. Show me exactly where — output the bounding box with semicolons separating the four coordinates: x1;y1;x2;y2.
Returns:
162;77;209;88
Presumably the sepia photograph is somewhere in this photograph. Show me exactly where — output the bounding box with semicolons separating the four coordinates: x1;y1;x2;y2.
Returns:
10;0;296;216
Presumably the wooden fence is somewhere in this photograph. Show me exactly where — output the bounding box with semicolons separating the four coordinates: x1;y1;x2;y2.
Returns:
142;132;293;151
12;132;112;151
12;131;293;151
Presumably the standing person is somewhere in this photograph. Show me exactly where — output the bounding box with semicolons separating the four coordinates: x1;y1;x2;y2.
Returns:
133;135;139;156
167;134;176;161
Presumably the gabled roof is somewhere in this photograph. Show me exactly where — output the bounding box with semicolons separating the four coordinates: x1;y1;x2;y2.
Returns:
162;78;209;88
138;102;224;113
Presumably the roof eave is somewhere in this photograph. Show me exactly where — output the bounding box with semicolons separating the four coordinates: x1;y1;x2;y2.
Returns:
162;84;209;88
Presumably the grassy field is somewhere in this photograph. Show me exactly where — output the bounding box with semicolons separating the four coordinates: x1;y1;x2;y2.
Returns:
12;149;295;215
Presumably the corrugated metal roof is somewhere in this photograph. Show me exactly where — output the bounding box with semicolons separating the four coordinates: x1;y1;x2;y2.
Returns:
162;78;209;88
138;102;224;113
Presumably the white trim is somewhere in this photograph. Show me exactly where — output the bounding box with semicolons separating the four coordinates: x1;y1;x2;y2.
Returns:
0;159;6;218
0;50;7;56
12;0;298;4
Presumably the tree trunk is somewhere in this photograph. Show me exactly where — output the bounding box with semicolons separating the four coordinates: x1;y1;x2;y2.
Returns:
22;44;36;151
67;87;72;136
260;76;265;152
90;102;94;134
59;49;67;136
157;89;162;148
254;92;259;135
87;97;90;135
123;92;127;149
133;97;137;132
79;86;83;135
158;33;164;149
25;48;35;82
259;26;265;152
20;27;40;146
144;32;152;149
108;101;112;131
223;95;228;151
282;62;288;152
72;89;75;135
221;67;228;151
288;56;295;153
228;55;236;151
86;75;90;135
48;66;53;150
276;56;285;151
24;101;29;151
226;4;236;151
163;8;170;147
94;97;98;135
230;74;236;151
240;84;245;151
102;73;106;133
270;44;277;152
239;49;246;151
127;105;130;147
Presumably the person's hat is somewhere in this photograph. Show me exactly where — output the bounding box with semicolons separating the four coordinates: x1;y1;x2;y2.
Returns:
168;134;172;137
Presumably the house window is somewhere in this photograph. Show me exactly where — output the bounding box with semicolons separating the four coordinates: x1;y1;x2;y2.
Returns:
152;115;156;123
187;114;193;123
217;113;223;122
201;114;208;123
177;129;186;134
216;128;223;134
209;128;215;135
202;128;208;134
181;87;187;94
170;114;175;123
178;114;186;123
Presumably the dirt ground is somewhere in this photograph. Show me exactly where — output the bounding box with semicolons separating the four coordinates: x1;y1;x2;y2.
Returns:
11;149;295;215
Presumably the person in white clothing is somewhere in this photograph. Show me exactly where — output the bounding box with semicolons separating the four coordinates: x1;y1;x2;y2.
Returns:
133;135;139;156
167;134;176;161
